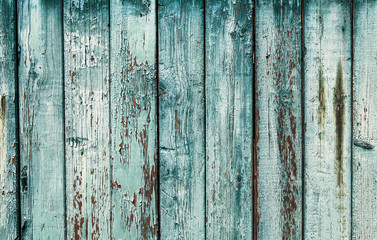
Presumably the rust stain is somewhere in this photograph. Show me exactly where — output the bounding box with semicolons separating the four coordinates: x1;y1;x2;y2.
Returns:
0;96;5;174
334;60;344;187
318;66;326;131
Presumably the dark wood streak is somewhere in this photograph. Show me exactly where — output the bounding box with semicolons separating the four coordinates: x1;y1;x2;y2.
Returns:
334;60;345;187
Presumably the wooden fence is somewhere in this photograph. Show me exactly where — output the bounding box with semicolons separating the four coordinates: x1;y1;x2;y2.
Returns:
0;0;375;239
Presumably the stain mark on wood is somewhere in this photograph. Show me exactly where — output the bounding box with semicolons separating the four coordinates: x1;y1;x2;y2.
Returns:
354;139;374;150
318;66;326;131
334;60;345;187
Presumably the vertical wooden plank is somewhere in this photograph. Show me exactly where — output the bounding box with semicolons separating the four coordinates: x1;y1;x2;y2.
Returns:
0;0;18;239
18;0;65;238
158;0;205;239
353;1;377;239
304;1;352;239
206;0;253;239
255;0;302;239
110;0;157;239
64;0;110;239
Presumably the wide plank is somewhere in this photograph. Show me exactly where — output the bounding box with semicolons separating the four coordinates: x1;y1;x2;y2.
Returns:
255;0;303;239
304;1;352;239
18;0;65;238
0;0;18;239
205;0;253;239
353;1;377;239
110;0;158;239
64;0;111;238
158;0;205;239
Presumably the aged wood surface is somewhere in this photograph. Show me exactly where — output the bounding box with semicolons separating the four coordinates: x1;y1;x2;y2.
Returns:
0;0;18;239
353;1;377;239
255;0;303;239
110;0;158;239
304;0;352;239
158;0;205;239
18;0;65;238
64;0;111;239
206;0;253;239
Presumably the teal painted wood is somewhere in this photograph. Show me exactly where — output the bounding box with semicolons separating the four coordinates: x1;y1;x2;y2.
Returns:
205;0;253;239
255;0;302;239
304;1;352;239
0;1;18;239
158;0;205;239
64;0;111;239
353;1;377;239
110;0;158;239
18;0;65;238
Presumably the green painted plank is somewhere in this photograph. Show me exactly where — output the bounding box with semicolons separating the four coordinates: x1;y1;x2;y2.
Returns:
158;0;205;239
64;0;110;239
304;1;352;239
18;0;65;238
205;0;253;239
353;1;377;239
110;0;158;239
0;0;18;239
255;0;302;239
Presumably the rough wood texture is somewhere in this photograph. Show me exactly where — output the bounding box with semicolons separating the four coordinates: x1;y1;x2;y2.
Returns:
110;0;158;239
304;1;352;239
0;0;18;239
18;0;65;238
64;0;110;239
353;1;377;239
205;0;253;239
158;0;205;239
255;0;302;239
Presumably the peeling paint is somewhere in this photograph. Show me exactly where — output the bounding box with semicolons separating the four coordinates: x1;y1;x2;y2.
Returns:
334;60;344;187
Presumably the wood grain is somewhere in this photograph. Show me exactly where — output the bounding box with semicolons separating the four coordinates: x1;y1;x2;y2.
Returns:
304;1;352;239
205;0;253;239
158;0;205;239
0;0;18;239
18;0;65;238
353;1;377;239
64;0;110;239
110;0;158;239
255;0;303;239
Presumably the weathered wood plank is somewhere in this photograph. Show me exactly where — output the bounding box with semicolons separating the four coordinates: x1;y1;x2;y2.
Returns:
255;0;302;239
18;0;65;238
0;1;18;239
64;0;110;239
353;1;377;239
304;1;352;239
158;0;205;239
205;0;253;239
110;0;158;239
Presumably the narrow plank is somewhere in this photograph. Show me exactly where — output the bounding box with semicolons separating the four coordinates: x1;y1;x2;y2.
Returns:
304;1;352;239
353;1;377;239
110;0;158;239
205;0;253;238
18;0;65;238
158;0;205;239
64;0;110;239
255;0;303;239
0;0;18;239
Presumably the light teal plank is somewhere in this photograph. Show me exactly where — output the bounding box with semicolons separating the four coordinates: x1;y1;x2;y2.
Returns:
64;0;111;238
304;1;352;239
110;0;158;239
158;0;205;239
18;0;65;238
353;1;377;239
0;0;18;239
205;0;253;239
255;0;302;239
